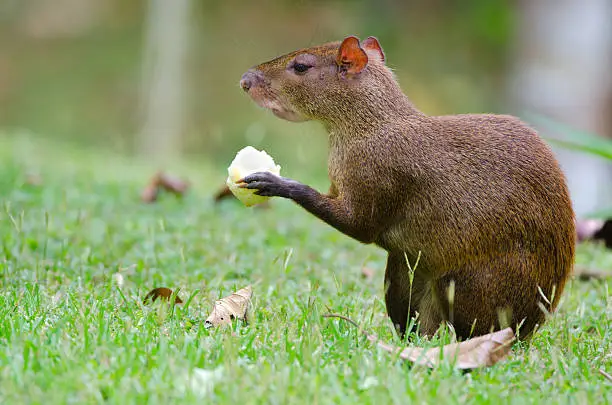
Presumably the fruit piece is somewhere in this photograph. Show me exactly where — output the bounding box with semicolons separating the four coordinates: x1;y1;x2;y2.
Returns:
226;146;281;207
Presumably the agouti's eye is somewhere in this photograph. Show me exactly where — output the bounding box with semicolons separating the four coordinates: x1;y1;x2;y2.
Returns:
293;63;310;74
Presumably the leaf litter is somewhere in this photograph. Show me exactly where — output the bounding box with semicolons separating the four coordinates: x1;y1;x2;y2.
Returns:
138;283;514;369
141;171;190;203
324;313;515;369
204;285;252;328
143;287;183;304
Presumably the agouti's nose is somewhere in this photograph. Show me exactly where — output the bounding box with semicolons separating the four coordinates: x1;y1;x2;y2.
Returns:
240;70;264;92
240;76;251;92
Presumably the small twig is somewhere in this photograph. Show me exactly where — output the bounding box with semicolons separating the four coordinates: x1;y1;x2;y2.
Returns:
600;369;612;383
323;313;390;354
322;313;360;329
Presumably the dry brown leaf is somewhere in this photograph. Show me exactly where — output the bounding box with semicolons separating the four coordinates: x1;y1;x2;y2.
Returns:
141;172;190;203
361;266;375;280
141;173;162;203
143;287;183;304
204;285;252;328
140;184;160;203
324;314;515;370
158;173;190;195
374;327;515;369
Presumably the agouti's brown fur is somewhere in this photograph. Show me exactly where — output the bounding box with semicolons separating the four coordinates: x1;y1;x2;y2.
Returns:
238;36;575;339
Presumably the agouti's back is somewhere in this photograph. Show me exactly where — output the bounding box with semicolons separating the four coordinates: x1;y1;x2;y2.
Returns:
372;112;574;337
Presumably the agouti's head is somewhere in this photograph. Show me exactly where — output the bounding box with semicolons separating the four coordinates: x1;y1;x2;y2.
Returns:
240;36;398;125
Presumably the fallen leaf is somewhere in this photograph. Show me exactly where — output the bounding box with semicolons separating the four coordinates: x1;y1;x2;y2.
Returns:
141;172;190;203
158;173;190;195
204;285;252;328
361;267;375;280
376;327;515;369
141;173;162;203
324;314;515;370
143;287;183;304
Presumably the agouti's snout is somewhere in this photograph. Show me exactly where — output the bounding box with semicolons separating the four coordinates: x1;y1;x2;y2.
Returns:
240;70;265;92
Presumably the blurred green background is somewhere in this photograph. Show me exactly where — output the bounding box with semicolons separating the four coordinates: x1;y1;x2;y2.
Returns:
0;1;513;160
0;0;611;213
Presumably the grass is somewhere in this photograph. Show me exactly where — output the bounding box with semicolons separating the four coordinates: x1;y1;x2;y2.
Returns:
0;133;611;404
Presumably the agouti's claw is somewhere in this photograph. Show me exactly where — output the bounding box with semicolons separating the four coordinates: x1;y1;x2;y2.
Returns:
242;181;267;190
236;171;298;199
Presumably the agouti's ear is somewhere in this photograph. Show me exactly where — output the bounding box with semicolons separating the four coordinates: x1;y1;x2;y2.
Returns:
362;36;385;63
336;36;368;77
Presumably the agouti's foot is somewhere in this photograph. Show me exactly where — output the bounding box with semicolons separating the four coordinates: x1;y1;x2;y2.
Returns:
239;171;301;199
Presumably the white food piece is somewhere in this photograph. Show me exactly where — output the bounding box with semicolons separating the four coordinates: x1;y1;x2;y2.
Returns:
226;146;281;206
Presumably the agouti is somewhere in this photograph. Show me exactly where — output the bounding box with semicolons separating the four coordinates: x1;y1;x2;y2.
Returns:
238;35;575;340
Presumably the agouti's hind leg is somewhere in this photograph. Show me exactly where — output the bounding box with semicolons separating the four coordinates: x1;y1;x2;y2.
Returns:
384;252;442;337
433;256;545;339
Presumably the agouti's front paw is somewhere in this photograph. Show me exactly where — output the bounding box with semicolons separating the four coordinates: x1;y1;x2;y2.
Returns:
239;172;299;199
